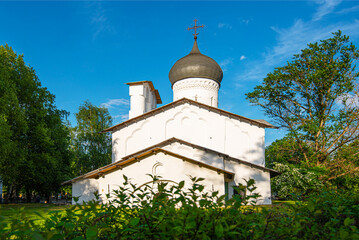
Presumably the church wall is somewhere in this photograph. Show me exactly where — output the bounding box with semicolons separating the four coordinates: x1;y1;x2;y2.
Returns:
161;142;271;204
111;103;265;167
225;160;272;204
72;179;99;204
162;142;225;170
97;152;225;203
72;147;271;205
224;118;265;166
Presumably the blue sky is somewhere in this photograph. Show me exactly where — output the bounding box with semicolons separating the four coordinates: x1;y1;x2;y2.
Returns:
1;0;359;145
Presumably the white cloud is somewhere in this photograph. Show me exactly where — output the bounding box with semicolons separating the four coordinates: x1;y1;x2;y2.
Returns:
238;17;252;25
268;19;359;66
113;114;129;122
240;55;246;61
102;99;130;124
337;93;359;108
85;2;115;40
241;19;250;25
101;99;129;109
220;57;234;72
218;23;232;29
313;0;343;21
337;5;359;14
238;18;359;83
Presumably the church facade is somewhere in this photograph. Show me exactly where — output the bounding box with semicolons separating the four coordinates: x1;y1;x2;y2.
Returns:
65;32;278;205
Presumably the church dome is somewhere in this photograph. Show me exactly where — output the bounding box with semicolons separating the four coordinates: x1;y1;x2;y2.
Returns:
169;40;223;87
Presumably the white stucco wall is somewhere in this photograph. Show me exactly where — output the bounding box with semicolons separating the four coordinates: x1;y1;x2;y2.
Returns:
72;179;99;204
97;152;226;203
225;160;272;204
112;103;265;166
163;142;272;204
173;78;219;107
73;147;271;205
162;142;225;170
128;83;158;119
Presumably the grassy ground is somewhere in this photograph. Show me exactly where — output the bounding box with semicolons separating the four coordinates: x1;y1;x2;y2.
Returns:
0;200;296;227
0;203;69;225
272;200;297;205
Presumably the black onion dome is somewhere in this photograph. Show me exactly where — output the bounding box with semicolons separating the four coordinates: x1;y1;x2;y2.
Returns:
169;40;223;87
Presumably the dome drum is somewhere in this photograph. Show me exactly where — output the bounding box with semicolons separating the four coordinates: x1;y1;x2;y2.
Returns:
173;78;219;107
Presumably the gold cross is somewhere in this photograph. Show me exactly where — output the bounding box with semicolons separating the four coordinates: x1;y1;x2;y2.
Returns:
187;19;204;40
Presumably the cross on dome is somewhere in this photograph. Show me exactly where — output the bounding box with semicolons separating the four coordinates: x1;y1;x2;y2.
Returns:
187;19;204;40
169;19;223;88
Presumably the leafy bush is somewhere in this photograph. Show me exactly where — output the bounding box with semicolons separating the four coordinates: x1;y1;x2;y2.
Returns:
271;163;325;199
0;175;358;239
280;190;359;239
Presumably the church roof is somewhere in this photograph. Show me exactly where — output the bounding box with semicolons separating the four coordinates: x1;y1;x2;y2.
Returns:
62;145;235;185
122;137;280;177
101;98;277;133
62;137;279;185
168;40;223;86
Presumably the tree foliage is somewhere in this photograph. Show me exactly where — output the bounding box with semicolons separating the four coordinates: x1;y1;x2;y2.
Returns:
247;31;359;181
329;139;359;189
70;101;112;176
0;44;71;201
265;137;307;168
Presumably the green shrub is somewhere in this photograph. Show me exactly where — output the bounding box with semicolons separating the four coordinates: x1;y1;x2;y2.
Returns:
0;175;358;239
271;163;325;199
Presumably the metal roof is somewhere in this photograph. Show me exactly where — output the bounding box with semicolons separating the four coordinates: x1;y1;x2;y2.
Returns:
168;40;223;86
62;137;280;185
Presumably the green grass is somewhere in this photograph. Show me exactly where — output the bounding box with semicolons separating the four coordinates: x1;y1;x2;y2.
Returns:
0;203;69;225
0;201;297;227
272;200;298;205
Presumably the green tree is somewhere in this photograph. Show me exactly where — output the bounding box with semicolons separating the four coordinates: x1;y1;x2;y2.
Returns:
71;101;112;176
328;139;359;189
0;44;71;202
246;31;359;179
266;137;325;198
265;136;306;168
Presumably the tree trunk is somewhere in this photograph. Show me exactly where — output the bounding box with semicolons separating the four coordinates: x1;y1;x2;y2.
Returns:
6;184;18;203
26;188;32;203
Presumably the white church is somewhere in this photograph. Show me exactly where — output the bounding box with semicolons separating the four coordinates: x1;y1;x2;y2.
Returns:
65;22;279;205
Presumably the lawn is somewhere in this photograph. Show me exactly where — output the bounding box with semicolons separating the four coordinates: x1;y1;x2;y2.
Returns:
0;200;296;229
0;203;69;226
0;201;295;224
272;200;297;205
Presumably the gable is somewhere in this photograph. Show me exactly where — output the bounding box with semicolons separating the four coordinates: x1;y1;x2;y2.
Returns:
102;98;276;133
110;101;269;165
